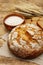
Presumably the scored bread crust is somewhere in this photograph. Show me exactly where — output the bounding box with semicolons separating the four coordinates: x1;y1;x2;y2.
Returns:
8;23;43;59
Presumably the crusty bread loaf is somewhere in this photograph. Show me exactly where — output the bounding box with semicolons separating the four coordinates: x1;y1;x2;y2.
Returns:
25;19;32;24
25;17;43;29
37;20;43;29
25;17;40;25
39;17;43;21
32;17;40;21
0;56;39;65
31;17;40;25
8;23;43;59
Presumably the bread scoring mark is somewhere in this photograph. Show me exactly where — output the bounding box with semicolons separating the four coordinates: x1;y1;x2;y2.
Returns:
33;30;42;40
33;35;41;40
12;32;18;40
19;38;26;45
24;45;30;49
13;40;19;47
25;24;41;37
26;23;40;30
30;24;40;30
30;41;40;49
30;42;37;48
27;30;34;36
13;40;22;47
38;40;43;47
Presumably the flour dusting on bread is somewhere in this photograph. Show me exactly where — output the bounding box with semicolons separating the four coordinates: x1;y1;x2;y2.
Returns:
8;23;43;59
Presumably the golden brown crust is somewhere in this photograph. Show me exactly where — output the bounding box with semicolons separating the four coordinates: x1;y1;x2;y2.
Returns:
8;23;43;59
8;42;43;59
31;17;40;21
25;19;32;24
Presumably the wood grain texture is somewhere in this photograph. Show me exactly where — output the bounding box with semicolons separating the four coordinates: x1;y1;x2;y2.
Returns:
0;56;39;65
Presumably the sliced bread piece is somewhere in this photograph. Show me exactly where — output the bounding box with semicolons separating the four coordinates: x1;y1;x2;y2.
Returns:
31;17;40;25
37;20;43;29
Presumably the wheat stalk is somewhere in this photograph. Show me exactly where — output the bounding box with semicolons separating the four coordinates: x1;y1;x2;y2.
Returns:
15;2;43;17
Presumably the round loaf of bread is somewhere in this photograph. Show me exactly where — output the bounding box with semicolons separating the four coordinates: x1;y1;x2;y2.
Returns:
8;23;43;59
